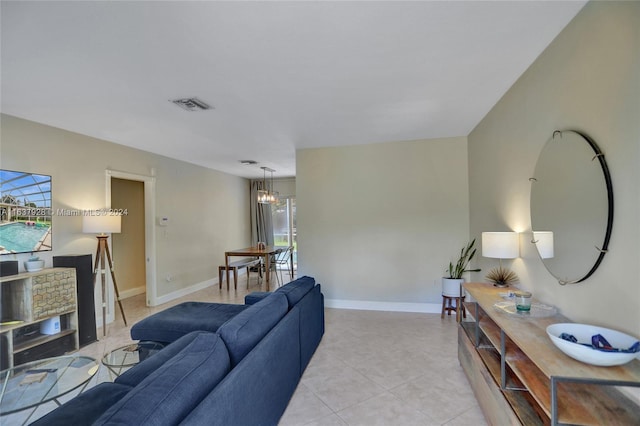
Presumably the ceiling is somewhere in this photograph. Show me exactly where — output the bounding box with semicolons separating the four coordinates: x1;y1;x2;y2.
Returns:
1;1;586;179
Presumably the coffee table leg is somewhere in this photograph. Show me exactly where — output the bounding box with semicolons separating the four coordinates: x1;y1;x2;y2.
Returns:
104;364;122;380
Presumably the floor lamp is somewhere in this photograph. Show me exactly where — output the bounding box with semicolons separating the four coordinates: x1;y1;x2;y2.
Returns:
83;215;127;336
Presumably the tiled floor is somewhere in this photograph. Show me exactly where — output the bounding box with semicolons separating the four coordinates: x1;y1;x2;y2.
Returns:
4;274;486;425
279;309;485;426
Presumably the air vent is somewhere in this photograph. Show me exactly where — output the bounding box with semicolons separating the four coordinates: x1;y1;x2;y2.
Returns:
240;160;258;165
170;97;212;111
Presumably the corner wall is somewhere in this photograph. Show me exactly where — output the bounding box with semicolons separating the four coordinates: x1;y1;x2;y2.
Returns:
468;1;639;335
0;114;251;303
297;137;469;311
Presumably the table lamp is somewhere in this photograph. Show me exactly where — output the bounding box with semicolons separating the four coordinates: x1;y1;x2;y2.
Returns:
482;231;519;287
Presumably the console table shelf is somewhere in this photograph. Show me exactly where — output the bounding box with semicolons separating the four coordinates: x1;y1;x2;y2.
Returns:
459;282;640;426
13;328;76;353
0;268;79;369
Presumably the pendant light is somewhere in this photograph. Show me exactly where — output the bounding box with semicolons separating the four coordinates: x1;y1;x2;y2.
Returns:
258;166;279;204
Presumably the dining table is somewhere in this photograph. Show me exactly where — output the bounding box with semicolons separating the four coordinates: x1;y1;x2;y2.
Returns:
224;245;280;291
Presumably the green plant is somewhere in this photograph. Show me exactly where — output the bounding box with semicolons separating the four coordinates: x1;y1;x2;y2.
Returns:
485;266;519;287
446;239;481;279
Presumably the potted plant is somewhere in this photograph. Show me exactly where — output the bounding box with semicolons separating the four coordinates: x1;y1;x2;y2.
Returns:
442;239;480;297
485;266;519;287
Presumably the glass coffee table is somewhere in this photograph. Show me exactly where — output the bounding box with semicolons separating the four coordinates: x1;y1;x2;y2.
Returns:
102;341;165;378
0;355;99;424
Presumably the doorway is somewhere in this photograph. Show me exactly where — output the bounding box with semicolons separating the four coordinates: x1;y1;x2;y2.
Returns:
105;169;157;314
111;178;146;299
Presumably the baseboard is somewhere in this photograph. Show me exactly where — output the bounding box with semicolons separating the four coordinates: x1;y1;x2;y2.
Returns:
119;286;146;300
151;268;255;306
150;273;441;314
154;278;217;306
325;298;442;314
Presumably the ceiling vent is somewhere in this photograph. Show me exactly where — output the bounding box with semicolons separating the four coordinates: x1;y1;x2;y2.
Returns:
170;97;212;112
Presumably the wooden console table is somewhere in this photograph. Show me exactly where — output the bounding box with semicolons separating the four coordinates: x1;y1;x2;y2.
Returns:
459;282;639;425
0;268;79;369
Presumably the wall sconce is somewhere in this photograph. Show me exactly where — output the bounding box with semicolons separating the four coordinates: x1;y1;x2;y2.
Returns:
532;231;554;259
482;231;519;287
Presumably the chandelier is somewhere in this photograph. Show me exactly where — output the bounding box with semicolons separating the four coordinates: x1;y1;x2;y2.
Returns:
257;166;278;204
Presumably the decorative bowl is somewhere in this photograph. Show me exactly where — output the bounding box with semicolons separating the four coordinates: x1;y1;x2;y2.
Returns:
546;323;639;367
24;260;45;272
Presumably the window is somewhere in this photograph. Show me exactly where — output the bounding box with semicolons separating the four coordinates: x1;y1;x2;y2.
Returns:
272;197;296;269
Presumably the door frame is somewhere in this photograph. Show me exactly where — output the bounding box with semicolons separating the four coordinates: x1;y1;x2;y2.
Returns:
105;169;158;308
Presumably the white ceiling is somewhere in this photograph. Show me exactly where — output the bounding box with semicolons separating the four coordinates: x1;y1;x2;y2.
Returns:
1;1;585;179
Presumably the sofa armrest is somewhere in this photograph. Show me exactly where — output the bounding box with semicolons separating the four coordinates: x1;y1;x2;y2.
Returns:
116;331;204;387
29;383;131;426
245;291;270;305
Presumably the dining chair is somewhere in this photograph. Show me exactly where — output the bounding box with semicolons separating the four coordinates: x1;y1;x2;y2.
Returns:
273;246;293;286
253;249;281;287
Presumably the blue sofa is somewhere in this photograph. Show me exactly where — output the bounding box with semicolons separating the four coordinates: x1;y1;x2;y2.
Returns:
32;276;324;425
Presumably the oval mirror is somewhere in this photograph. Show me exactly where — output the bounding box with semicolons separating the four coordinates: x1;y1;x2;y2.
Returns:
530;130;613;284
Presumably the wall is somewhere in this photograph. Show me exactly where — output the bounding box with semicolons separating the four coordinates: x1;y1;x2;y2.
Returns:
0;114;251;305
297;137;469;311
468;1;639;336
273;178;296;199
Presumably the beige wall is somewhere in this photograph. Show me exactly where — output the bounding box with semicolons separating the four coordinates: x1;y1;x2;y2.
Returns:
297;137;469;309
111;178;145;297
0;114;251;302
468;1;639;335
273;178;296;199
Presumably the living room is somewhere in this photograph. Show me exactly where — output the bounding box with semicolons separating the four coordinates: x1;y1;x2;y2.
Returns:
1;1;638;424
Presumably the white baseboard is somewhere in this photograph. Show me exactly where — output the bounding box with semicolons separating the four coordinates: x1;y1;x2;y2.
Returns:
154;278;217;306
151;268;252;306
147;271;441;314
119;286;146;300
325;299;442;314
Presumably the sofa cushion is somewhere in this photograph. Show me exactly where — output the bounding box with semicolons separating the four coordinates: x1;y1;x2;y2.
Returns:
218;292;288;367
30;383;131;426
130;301;248;343
116;331;204;387
275;275;315;307
181;309;302;426
95;332;230;425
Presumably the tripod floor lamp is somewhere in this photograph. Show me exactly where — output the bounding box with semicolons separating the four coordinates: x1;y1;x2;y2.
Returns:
83;214;127;336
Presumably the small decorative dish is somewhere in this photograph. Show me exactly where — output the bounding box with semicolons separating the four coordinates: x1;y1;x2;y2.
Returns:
498;291;515;300
493;300;557;317
546;323;640;367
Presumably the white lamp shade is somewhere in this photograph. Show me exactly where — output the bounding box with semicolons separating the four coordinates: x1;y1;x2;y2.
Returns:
533;231;554;259
83;215;121;234
482;232;519;259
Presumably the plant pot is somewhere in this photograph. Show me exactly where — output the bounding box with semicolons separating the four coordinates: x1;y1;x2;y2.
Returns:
442;278;464;297
24;260;45;272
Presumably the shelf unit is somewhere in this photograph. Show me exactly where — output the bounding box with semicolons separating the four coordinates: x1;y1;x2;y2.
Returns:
1;268;79;369
459;282;640;426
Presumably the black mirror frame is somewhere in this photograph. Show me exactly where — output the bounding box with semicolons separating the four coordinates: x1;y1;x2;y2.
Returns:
531;130;614;284
574;130;614;283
